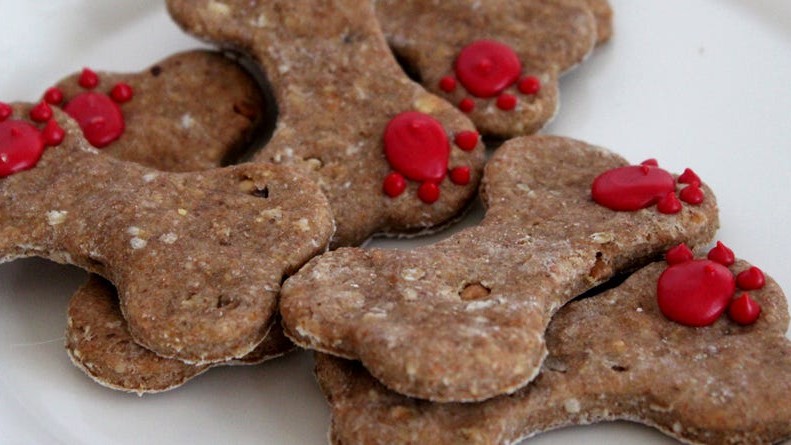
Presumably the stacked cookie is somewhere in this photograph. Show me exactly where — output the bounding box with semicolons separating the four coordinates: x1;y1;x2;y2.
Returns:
1;1;789;444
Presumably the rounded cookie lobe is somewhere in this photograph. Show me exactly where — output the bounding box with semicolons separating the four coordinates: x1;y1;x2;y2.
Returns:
282;135;719;402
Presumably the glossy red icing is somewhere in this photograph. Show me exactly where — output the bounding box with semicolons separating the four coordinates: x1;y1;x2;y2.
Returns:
458;98;475;113
707;241;735;266
42;120;65;147
63;92;125;148
657;191;682;214
454;131;479;152
496;94;517;111
110;83;134;103
736;266;766;290
678;168;701;186
517;76;541;95
78;68;99;89
439;76;457;93
0;119;46;177
29;101;53;123
454;40;521;98
657;259;736;327
383;111;449;183
417;182;440;204
383;172;407;198
640;159;658;167
679;183;704;205
449;166;470;185
591;165;676;211
0;102;11;122
665;243;694;265
43;87;64;105
728;293;761;325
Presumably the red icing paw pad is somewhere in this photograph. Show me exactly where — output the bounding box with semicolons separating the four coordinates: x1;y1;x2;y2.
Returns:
384;111;449;183
707;241;735;266
43;87;64;105
665;243;694;265
591;164;676;211
383;172;406;198
449;166;470;185
728;293;761;325
678;167;701;186
458;98;475;113
679;183;704;205
657;259;736;327
29;101;53;123
78;68;100;89
454;131;479;152
454;40;521;98
517;76;541;95
417;182;440;204
0;102;11;122
736;267;765;290
63;92;125;148
656;191;682;214
0;119;46;177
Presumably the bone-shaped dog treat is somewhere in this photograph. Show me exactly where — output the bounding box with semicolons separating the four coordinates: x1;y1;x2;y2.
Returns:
166;0;485;247
0;104;333;364
316;258;791;445
374;0;611;138
52;51;293;392
281;135;719;402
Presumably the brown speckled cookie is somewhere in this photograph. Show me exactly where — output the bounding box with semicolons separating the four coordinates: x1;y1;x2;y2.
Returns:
166;0;485;248
0;104;333;364
375;0;611;138
281;135;719;402
316;258;791;445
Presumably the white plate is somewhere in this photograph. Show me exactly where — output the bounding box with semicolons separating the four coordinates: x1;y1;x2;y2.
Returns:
1;1;789;444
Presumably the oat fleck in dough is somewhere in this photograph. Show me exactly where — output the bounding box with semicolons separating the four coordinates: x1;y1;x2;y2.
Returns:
281;136;719;402
375;0;612;138
316;259;791;445
166;0;485;247
0;104;333;365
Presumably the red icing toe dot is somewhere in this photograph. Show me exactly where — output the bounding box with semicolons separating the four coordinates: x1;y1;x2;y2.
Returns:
591;165;676;211
666;243;694;265
43;87;64;105
459;98;475;113
454;40;522;98
736;267;766;290
679;183;704;205
439;76;457;93
496;94;517;111
383;172;407;198
418;182;440;204
0;102;11;122
449;166;470;185
78;68;100;89
42;120;65;147
29;101;53;123
383;111;449;183
678;168;701;186
640;158;658;167
657;259;736;327
0;120;46;177
454;131;479;151
110;83;134;103
707;241;735;266
63;92;125;148
657;191;682;214
518;76;541;95
728;293;761;325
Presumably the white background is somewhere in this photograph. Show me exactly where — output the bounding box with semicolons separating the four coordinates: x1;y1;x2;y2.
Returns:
0;0;789;444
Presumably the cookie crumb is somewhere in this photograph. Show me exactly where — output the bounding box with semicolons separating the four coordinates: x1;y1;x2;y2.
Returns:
401;268;425;281
46;210;68;226
207;0;230;15
130;237;147;250
177;208;188;216
142;172;158;183
159;233;178;244
180;113;194;129
564;398;581;414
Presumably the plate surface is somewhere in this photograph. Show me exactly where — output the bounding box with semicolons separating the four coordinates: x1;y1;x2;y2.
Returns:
1;1;790;444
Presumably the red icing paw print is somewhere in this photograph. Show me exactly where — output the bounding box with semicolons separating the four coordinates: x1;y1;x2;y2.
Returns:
438;40;542;114
44;68;133;149
657;241;764;327
382;111;476;204
592;161;706;214
0;101;65;178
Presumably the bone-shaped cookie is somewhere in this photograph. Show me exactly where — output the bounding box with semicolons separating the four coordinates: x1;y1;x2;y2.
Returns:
0;104;333;364
280;135;719;402
166;0;485;247
316;258;791;445
374;0;611;138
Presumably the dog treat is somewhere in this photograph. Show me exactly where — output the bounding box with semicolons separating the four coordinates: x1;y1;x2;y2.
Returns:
281;135;719;402
0;103;333;364
52;51;294;393
375;0;611;138
315;255;791;445
166;0;486;247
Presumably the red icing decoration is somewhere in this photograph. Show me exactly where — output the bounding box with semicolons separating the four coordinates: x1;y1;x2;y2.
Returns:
418;182;440;204
657;192;682;214
496;94;517;111
657;259;736;327
679;183;704;205
728;293;761;325
63;92;125;148
678;168;701;186
0;102;11;122
736;267;765;290
459;98;475;113
665;243;694;265
0;119;46;177
29;101;53;123
454;40;521;98
640;158;658;167
79;68;99;89
383;111;449;183
454;131;479;151
591;165;676;211
449;166;470;185
44;87;64;105
383;172;407;198
707;241;735;266
439;76;457;93
42;120;65;147
110;83;134;103
517;76;541;95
